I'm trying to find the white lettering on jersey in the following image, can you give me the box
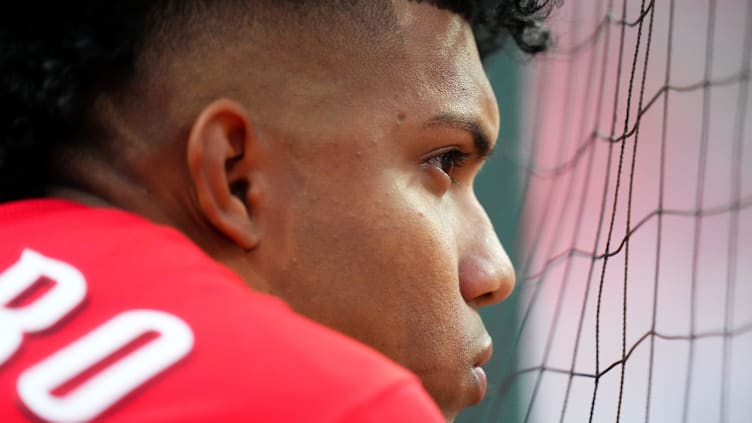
[18,310,194,422]
[0,249,86,365]
[0,249,195,422]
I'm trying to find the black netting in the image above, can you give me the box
[485,1,752,421]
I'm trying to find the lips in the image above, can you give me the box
[471,366,488,403]
[470,338,493,404]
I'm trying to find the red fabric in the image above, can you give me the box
[0,199,443,422]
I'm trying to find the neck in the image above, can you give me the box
[48,147,199,244]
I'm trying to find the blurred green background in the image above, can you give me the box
[456,51,523,423]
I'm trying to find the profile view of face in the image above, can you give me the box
[40,0,518,419]
[241,3,515,418]
[0,0,538,419]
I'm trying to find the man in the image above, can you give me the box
[0,1,552,421]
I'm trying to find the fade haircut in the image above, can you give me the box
[0,0,556,202]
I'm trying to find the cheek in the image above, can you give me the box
[278,177,464,349]
[262,156,485,413]
[304,187,455,299]
[287,190,481,412]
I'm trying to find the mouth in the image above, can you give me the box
[470,338,493,404]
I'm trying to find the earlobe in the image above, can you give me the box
[186,99,262,250]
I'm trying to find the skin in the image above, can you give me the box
[52,1,515,420]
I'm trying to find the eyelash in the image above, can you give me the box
[425,149,471,182]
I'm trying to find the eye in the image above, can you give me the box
[425,148,471,181]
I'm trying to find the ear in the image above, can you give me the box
[186,99,261,250]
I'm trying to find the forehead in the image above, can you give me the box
[383,2,498,127]
[283,1,500,147]
[352,2,499,146]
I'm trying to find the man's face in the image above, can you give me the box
[245,3,514,418]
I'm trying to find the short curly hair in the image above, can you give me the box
[0,0,556,202]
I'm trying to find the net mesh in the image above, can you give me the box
[485,0,752,421]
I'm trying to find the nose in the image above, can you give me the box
[457,204,515,309]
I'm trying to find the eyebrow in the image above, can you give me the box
[422,113,497,158]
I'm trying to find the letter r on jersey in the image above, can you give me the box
[0,249,87,365]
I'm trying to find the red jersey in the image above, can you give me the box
[0,199,443,422]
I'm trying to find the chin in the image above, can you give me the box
[428,369,485,421]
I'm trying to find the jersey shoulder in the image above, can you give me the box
[0,200,443,422]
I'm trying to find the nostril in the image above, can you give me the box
[470,292,496,309]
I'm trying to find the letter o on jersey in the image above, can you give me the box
[18,310,194,422]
